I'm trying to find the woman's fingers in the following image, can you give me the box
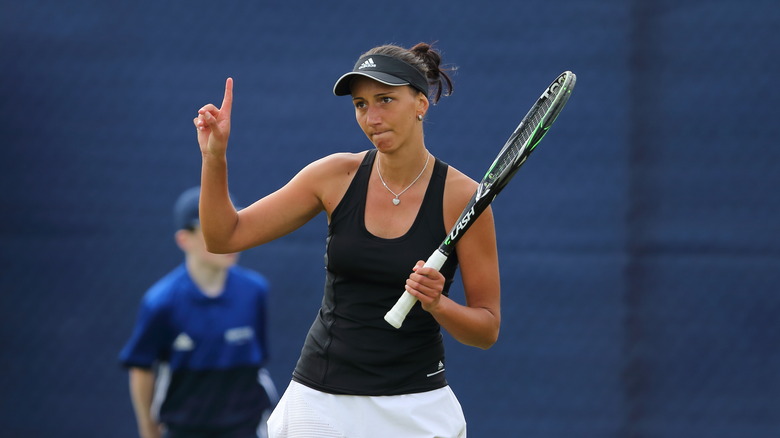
[194,78,233,154]
[195,78,233,133]
[220,77,233,118]
[406,261,444,303]
[198,103,217,114]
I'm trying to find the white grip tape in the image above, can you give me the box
[384,250,448,329]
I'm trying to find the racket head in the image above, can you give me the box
[440,71,576,252]
[479,71,576,197]
[388,71,576,328]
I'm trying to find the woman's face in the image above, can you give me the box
[350,77,427,152]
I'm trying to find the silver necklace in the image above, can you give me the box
[376,152,430,206]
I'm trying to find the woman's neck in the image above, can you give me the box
[377,146,430,187]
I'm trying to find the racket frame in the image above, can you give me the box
[384,71,576,329]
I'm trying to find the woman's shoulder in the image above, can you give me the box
[299,151,370,213]
[443,162,478,198]
[441,161,482,225]
[295,150,367,178]
[309,150,368,172]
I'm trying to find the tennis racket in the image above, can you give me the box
[384,70,577,329]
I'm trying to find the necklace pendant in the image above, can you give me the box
[392,198,401,206]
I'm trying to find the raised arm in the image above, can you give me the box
[193,81,357,253]
[194,78,241,253]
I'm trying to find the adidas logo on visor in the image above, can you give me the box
[358,58,377,69]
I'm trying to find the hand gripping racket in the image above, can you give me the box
[384,71,577,329]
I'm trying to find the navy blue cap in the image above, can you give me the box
[173,186,240,231]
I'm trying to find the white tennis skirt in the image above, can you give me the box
[267,380,466,438]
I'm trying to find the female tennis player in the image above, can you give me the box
[194,42,501,438]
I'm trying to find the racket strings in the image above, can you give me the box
[492,97,554,178]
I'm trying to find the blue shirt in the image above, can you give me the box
[120,263,272,427]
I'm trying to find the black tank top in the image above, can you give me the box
[292,149,459,395]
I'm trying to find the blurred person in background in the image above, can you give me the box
[119,186,277,438]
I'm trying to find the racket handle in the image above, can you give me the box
[384,250,448,329]
[384,292,418,329]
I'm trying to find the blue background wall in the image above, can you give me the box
[2,1,779,436]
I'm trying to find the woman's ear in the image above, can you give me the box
[417,93,430,117]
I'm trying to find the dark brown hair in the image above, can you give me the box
[362,42,455,104]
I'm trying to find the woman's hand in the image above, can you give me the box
[194,77,233,157]
[405,260,446,313]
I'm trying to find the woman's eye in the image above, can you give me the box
[381,97,393,103]
[355,101,366,109]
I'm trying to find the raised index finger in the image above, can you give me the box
[221,77,234,117]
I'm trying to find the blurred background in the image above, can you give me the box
[2,0,779,436]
